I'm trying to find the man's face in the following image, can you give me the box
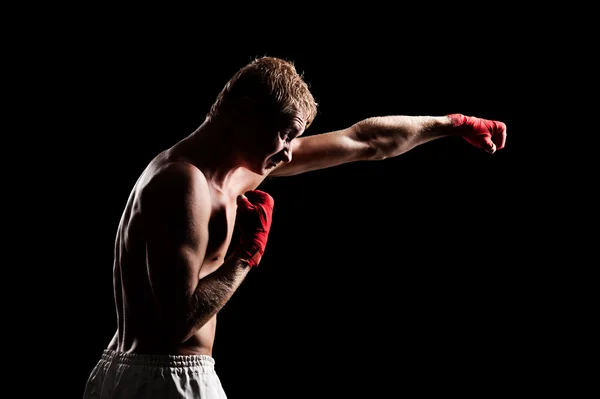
[247,110,306,175]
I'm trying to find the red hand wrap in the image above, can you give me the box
[447,113,507,154]
[235,190,274,267]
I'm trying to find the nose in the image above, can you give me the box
[281,146,292,163]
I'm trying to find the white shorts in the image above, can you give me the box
[83,349,227,398]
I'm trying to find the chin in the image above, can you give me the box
[258,160,277,174]
[252,164,270,176]
[260,166,274,175]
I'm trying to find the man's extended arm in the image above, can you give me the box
[269,114,506,177]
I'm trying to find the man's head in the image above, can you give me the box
[208,56,318,174]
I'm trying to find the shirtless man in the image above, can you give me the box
[83,56,507,398]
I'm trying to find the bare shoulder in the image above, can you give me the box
[141,161,211,215]
[148,161,208,190]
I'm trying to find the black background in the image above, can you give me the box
[25,14,561,398]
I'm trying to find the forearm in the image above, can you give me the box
[179,256,251,342]
[355,115,454,160]
[269,115,456,177]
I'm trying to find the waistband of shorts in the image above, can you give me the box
[101,349,216,369]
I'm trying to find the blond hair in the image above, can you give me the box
[208,56,318,127]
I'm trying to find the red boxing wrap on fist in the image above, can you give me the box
[447,114,507,154]
[234,190,275,267]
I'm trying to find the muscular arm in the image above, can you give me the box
[185,256,251,341]
[144,163,251,344]
[269,115,456,177]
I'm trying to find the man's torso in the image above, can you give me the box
[108,151,259,355]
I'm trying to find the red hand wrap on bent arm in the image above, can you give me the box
[234,190,275,268]
[447,113,507,153]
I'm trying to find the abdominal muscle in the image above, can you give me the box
[107,318,218,357]
[107,252,228,357]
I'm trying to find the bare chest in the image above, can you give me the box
[199,199,237,278]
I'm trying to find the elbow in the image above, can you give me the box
[364,144,388,161]
[155,301,201,344]
[354,119,407,161]
[353,119,386,161]
[169,315,207,345]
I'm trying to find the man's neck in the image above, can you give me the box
[172,119,259,196]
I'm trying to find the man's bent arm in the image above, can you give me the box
[144,163,251,344]
[181,256,251,342]
[269,115,455,177]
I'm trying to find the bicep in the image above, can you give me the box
[143,164,211,316]
[269,126,369,177]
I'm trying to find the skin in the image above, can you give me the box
[106,110,504,356]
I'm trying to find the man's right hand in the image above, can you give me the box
[235,190,275,267]
[447,113,507,154]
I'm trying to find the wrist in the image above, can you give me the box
[236,232,268,267]
[445,114,469,137]
[447,113,466,127]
